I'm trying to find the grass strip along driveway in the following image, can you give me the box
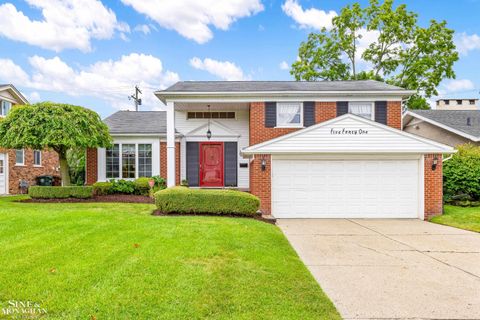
[430,205,480,233]
[0,196,339,319]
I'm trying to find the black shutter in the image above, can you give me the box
[303,101,315,127]
[265,102,276,127]
[337,101,348,116]
[375,101,387,125]
[186,142,199,187]
[224,142,238,187]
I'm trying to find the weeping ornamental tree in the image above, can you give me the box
[291,0,459,109]
[0,102,112,185]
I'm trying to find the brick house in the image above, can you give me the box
[86,80,454,219]
[0,84,59,194]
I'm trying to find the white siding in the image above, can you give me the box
[246,115,453,154]
[175,109,250,189]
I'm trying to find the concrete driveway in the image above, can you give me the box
[278,219,480,320]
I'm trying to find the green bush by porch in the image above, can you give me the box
[29,186,93,199]
[155,187,260,216]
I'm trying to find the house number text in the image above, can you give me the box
[330,128,369,135]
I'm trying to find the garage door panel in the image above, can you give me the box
[272,159,419,218]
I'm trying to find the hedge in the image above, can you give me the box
[134,177,151,196]
[93,182,113,196]
[444,144,480,202]
[29,186,93,199]
[155,187,260,216]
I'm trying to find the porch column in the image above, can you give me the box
[166,100,176,187]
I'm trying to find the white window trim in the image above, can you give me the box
[106,143,153,180]
[348,101,375,120]
[15,149,25,166]
[33,150,42,167]
[276,102,304,128]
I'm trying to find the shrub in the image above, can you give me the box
[155,187,260,216]
[29,186,93,199]
[110,179,135,194]
[93,182,113,196]
[444,144,480,202]
[152,176,166,189]
[134,177,152,196]
[180,179,189,187]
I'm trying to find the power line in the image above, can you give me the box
[128,85,142,111]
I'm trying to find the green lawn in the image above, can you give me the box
[430,205,480,233]
[0,196,339,319]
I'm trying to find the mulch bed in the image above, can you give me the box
[152,210,276,224]
[19,195,154,204]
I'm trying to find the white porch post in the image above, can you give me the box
[166,100,176,187]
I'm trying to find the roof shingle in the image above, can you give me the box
[103,111,166,134]
[409,110,480,138]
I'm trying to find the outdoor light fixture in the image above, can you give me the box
[432,155,438,171]
[261,158,267,171]
[206,104,212,140]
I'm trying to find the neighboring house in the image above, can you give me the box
[403,110,480,147]
[0,84,59,195]
[436,98,478,110]
[86,80,454,220]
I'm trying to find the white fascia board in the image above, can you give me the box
[242,149,457,155]
[403,111,480,142]
[156,90,414,104]
[0,85,29,104]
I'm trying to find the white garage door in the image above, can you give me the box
[0,153,6,195]
[272,159,420,218]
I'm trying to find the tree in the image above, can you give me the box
[0,102,111,185]
[291,0,459,109]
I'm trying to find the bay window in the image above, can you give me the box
[348,102,374,120]
[106,143,152,179]
[277,102,303,127]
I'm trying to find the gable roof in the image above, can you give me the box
[104,111,167,135]
[404,110,480,142]
[242,114,455,155]
[0,84,29,104]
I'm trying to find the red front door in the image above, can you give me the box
[199,142,224,187]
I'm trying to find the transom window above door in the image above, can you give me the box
[276,102,303,127]
[348,102,374,120]
[187,112,235,119]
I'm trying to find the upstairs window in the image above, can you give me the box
[1,100,11,116]
[276,102,303,127]
[187,112,235,119]
[470,100,476,105]
[33,150,42,166]
[456,100,463,105]
[348,102,374,120]
[15,149,24,165]
[445,100,450,105]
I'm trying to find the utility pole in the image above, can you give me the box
[129,85,142,111]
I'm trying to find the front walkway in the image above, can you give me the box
[278,219,480,320]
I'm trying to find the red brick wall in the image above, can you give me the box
[315,102,337,123]
[160,142,180,185]
[4,148,59,194]
[424,154,443,220]
[249,154,271,214]
[387,101,402,129]
[85,148,98,185]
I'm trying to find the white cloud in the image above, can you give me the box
[0,58,30,83]
[28,91,41,102]
[121,0,263,44]
[441,79,476,94]
[282,0,337,31]
[134,24,151,35]
[0,54,179,110]
[279,61,290,70]
[0,0,129,52]
[455,32,480,55]
[190,57,248,80]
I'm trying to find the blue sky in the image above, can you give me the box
[0,0,479,117]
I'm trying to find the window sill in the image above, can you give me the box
[33,165,43,168]
[274,126,305,129]
[14,164,26,167]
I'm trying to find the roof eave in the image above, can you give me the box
[155,90,415,103]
